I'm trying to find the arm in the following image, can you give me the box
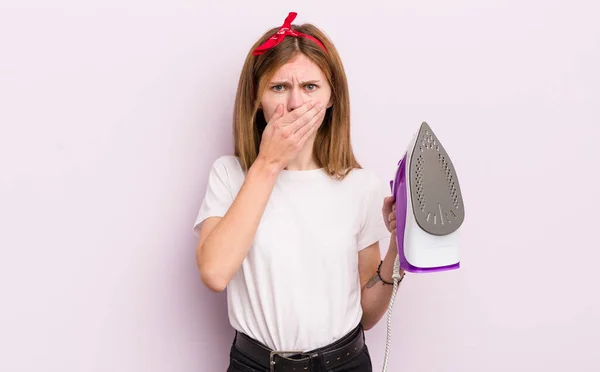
[195,101,325,292]
[196,157,279,292]
[358,237,403,330]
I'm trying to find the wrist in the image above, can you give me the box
[376,261,394,285]
[388,233,398,249]
[379,259,405,285]
[381,245,403,281]
[385,238,397,260]
[251,156,282,179]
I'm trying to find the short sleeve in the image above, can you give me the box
[357,173,390,250]
[192,157,235,236]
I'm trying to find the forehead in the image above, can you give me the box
[270,53,325,80]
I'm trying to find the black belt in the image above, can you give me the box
[233,324,365,371]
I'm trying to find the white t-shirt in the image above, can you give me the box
[193,155,389,351]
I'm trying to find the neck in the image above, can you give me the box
[284,137,319,171]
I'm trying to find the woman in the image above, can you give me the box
[193,12,404,372]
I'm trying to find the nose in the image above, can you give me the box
[287,86,304,112]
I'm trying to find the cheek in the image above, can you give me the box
[261,104,276,123]
[260,98,283,122]
[316,88,333,107]
[262,112,270,123]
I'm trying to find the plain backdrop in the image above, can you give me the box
[1,0,599,371]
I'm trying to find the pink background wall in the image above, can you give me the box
[1,0,599,371]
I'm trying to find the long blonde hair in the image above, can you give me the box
[232,18,361,179]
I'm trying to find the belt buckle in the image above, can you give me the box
[269,350,303,372]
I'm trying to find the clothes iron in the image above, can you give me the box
[392,121,465,273]
[381,121,465,371]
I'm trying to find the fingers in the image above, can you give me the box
[281,101,318,125]
[286,102,324,134]
[294,105,326,144]
[382,196,395,212]
[266,104,284,127]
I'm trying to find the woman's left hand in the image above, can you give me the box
[382,196,396,236]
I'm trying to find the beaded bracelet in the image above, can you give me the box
[377,260,405,285]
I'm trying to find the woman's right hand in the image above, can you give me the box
[257,101,326,171]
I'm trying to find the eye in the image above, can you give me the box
[271,85,285,92]
[305,84,318,91]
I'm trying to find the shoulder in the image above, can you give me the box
[344,168,390,210]
[206,155,246,192]
[211,154,242,169]
[208,155,243,176]
[344,167,388,193]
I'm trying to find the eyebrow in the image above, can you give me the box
[269,79,321,85]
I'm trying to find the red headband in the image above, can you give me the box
[252,12,327,56]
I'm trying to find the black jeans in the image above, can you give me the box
[226,330,373,372]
